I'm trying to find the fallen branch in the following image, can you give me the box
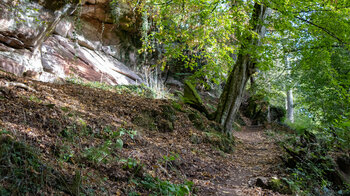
[2,81,37,92]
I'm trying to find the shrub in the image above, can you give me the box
[280,130,348,195]
[133,175,194,196]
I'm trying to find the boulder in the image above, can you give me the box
[132,106,176,132]
[252,177,292,194]
[240,94,285,125]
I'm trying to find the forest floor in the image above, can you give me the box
[0,70,287,195]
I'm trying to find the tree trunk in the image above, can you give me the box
[215,54,253,134]
[286,88,294,123]
[215,3,270,134]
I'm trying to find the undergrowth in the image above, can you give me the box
[129,175,194,196]
[66,76,157,98]
[268,123,350,195]
[0,129,67,195]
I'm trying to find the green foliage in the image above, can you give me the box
[28,95,42,103]
[58,143,75,163]
[131,175,194,196]
[267,178,292,194]
[161,152,179,163]
[171,100,184,112]
[110,0,122,23]
[279,130,348,195]
[188,110,205,130]
[120,158,144,181]
[83,127,137,165]
[285,114,316,134]
[138,0,240,85]
[121,158,143,174]
[82,140,116,165]
[157,152,180,171]
[99,127,137,140]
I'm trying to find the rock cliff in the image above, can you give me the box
[0,0,143,85]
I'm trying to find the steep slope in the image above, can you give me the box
[0,71,287,195]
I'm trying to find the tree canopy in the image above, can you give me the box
[122,0,349,135]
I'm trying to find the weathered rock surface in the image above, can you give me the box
[0,0,142,85]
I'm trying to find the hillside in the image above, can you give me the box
[0,70,287,195]
[1,1,349,195]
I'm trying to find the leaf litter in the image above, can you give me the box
[0,70,287,195]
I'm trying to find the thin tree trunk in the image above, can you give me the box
[215,3,270,134]
[32,3,78,53]
[286,88,294,123]
[284,56,294,123]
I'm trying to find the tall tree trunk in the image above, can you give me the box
[284,56,294,123]
[215,3,270,134]
[286,88,294,123]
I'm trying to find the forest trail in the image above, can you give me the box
[215,125,285,196]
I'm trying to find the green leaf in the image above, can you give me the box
[116,139,123,149]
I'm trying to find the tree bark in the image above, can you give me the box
[286,88,294,123]
[215,3,270,134]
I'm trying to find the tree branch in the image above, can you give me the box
[291,6,350,14]
[295,16,347,45]
[284,44,345,53]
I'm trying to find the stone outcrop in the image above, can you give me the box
[0,0,143,85]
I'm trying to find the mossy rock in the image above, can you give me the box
[204,131,235,153]
[35,0,80,11]
[132,108,175,132]
[209,122,223,132]
[190,132,203,144]
[267,178,292,194]
[159,105,176,132]
[157,119,174,132]
[183,81,209,116]
[132,111,158,131]
[183,81,203,105]
[160,105,176,122]
[270,106,286,123]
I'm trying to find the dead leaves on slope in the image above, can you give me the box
[0,71,287,195]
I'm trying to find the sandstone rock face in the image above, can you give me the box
[0,0,143,85]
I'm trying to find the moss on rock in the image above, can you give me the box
[183,81,209,116]
[268,178,292,194]
[132,111,158,131]
[183,81,203,105]
[204,131,235,153]
[132,105,176,132]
